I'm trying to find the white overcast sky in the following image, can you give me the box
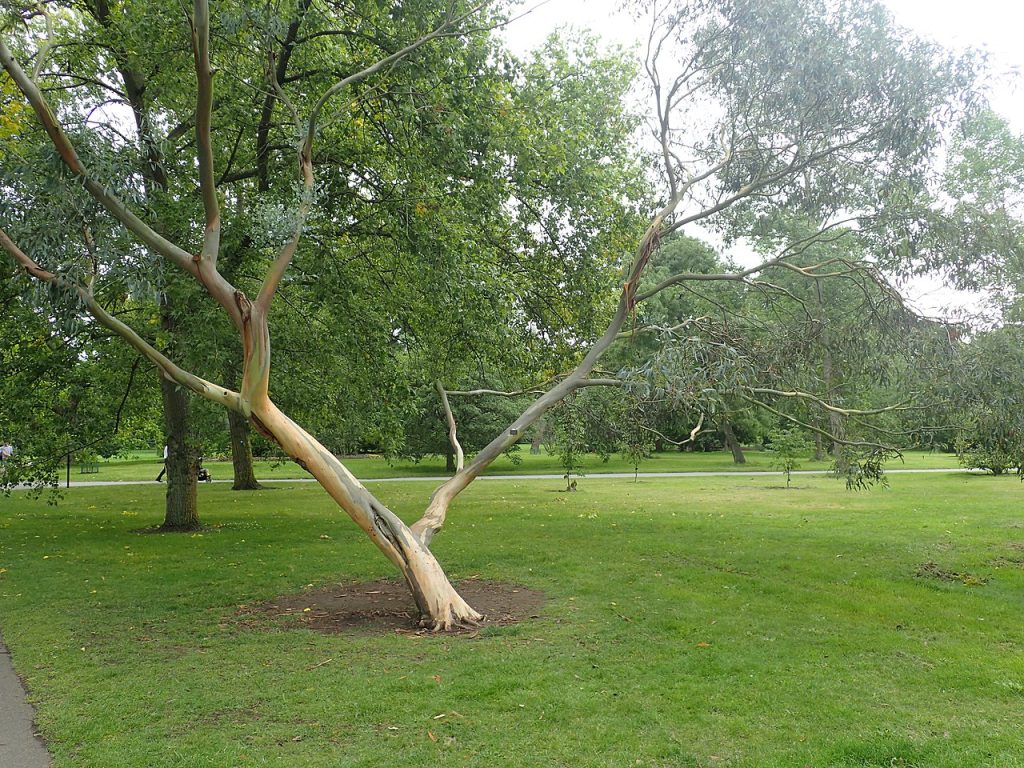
[501,0,1024,321]
[502,0,1023,127]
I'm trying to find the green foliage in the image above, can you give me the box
[395,385,529,467]
[1,0,649,473]
[885,111,1024,311]
[0,278,160,494]
[552,395,587,490]
[833,448,897,491]
[951,326,1024,475]
[766,427,811,487]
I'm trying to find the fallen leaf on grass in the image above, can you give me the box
[427,730,438,743]
[696,642,712,649]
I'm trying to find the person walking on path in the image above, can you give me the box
[155,444,168,482]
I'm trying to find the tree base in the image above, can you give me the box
[157,522,204,532]
[418,606,484,632]
[232,481,264,491]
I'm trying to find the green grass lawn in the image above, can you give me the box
[2,471,1021,767]
[78,447,962,482]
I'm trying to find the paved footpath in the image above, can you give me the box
[0,633,51,768]
[56,466,971,488]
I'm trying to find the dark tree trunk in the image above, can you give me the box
[445,449,456,473]
[720,421,746,464]
[822,347,848,472]
[813,432,825,462]
[228,408,262,490]
[816,279,848,473]
[159,376,199,530]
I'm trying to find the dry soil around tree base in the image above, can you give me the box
[242,578,546,634]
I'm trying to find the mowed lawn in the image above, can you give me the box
[1,471,1022,767]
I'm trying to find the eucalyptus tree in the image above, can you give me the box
[729,214,938,469]
[2,0,977,628]
[950,325,1024,474]
[884,110,1024,317]
[612,232,754,458]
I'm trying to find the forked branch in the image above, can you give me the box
[0,36,244,331]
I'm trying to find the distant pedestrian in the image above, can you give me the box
[0,442,13,462]
[156,444,168,482]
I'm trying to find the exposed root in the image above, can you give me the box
[418,608,485,633]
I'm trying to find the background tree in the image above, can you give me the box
[950,326,1024,475]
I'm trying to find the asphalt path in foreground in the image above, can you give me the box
[0,634,51,768]
[0,464,975,764]
[49,467,972,487]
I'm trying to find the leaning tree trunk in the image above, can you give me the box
[250,397,481,630]
[159,375,200,531]
[228,408,262,490]
[720,421,746,464]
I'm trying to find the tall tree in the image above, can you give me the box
[2,0,976,627]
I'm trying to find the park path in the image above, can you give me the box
[0,633,51,768]
[56,467,969,487]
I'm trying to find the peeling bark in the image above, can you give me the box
[250,397,481,629]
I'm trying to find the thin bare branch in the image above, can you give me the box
[746,388,923,417]
[739,394,902,451]
[29,2,55,82]
[435,381,464,472]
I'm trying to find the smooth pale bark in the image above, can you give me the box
[159,376,199,531]
[249,397,481,629]
[0,15,669,628]
[436,382,464,473]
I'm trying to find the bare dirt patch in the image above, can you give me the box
[241,577,546,635]
[914,561,988,586]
